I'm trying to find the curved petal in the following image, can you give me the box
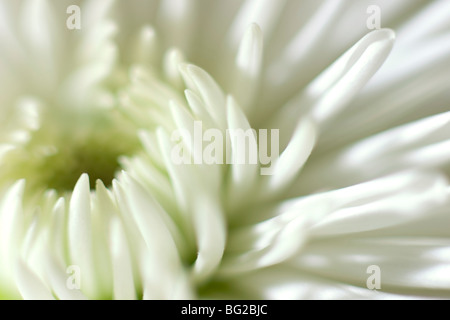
[291,237,450,295]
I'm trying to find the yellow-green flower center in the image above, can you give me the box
[0,107,140,194]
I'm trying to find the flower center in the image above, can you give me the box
[0,106,140,193]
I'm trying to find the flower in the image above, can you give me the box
[0,0,449,300]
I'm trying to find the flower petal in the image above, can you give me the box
[272,29,395,146]
[297,113,450,193]
[15,259,54,300]
[44,255,87,300]
[157,0,197,52]
[186,64,227,129]
[292,238,450,294]
[396,0,450,45]
[191,193,226,283]
[263,117,316,194]
[266,0,345,87]
[131,25,158,66]
[163,48,185,90]
[68,174,96,297]
[216,265,432,300]
[218,197,329,276]
[310,173,448,237]
[0,180,25,268]
[20,0,59,92]
[227,0,286,49]
[226,96,260,204]
[109,217,136,300]
[231,23,263,113]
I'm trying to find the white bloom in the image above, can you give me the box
[0,0,449,300]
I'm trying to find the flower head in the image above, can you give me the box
[0,0,449,300]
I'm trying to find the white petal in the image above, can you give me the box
[15,259,54,300]
[311,172,448,237]
[266,0,345,86]
[170,271,195,300]
[219,197,329,276]
[157,134,226,283]
[272,29,395,145]
[342,112,450,165]
[184,89,215,129]
[21,214,40,260]
[68,174,96,297]
[223,265,430,300]
[323,63,450,149]
[83,0,116,29]
[109,217,136,300]
[357,202,450,239]
[227,0,286,49]
[78,20,117,63]
[137,243,192,299]
[115,175,189,299]
[186,64,227,129]
[138,130,166,168]
[226,96,259,204]
[163,48,185,90]
[128,65,185,113]
[158,131,226,283]
[0,1,26,65]
[0,144,16,162]
[20,0,59,91]
[169,99,198,159]
[156,128,194,213]
[157,0,197,52]
[364,33,450,94]
[396,0,450,45]
[44,255,87,300]
[178,63,197,92]
[157,129,225,276]
[298,113,450,192]
[264,117,316,193]
[0,180,25,265]
[231,23,263,112]
[131,25,158,65]
[61,42,117,109]
[191,194,226,283]
[292,238,450,293]
[49,198,66,265]
[120,155,175,213]
[220,218,307,276]
[90,181,115,297]
[120,173,181,268]
[309,28,394,123]
[119,89,173,130]
[17,98,40,131]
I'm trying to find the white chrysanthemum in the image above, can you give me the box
[0,0,449,300]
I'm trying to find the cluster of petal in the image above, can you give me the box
[0,0,449,300]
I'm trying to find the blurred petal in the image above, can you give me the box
[292,238,450,294]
